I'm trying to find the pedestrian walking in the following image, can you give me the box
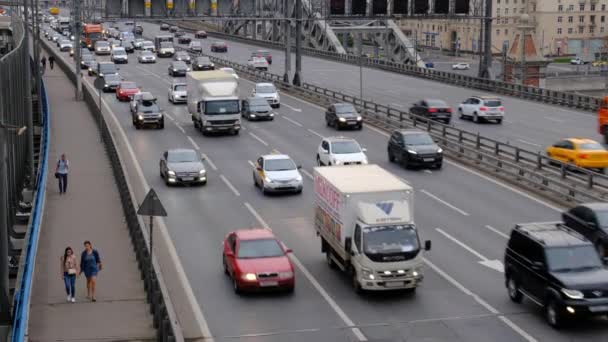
[80,241,102,302]
[60,246,79,303]
[48,55,55,70]
[55,154,69,194]
[41,56,46,73]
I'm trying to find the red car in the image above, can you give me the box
[116,81,140,101]
[223,228,295,294]
[210,41,228,53]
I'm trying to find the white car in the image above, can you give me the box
[252,82,280,108]
[570,57,589,65]
[247,56,269,71]
[188,41,203,53]
[316,137,368,166]
[452,62,470,70]
[59,40,73,52]
[141,41,155,52]
[252,154,303,195]
[168,82,187,104]
[220,67,239,80]
[95,41,111,55]
[137,50,156,63]
[111,47,128,64]
[458,95,504,124]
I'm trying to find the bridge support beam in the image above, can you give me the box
[293,0,302,85]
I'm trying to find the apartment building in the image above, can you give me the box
[399,0,608,58]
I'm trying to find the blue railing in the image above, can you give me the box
[10,78,50,342]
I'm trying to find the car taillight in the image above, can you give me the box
[479,106,488,111]
[499,107,504,111]
[578,153,589,159]
[445,108,452,113]
[428,108,438,113]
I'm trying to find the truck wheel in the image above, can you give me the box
[352,271,363,294]
[326,251,335,269]
[604,129,608,144]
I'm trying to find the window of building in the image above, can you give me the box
[505,0,509,4]
[568,4,574,11]
[590,26,595,34]
[522,0,525,3]
[558,16,562,23]
[496,29,500,35]
[513,7,517,14]
[601,27,605,33]
[497,0,500,3]
[580,4,585,11]
[568,16,573,23]
[568,27,573,34]
[591,15,596,23]
[591,4,596,11]
[519,8,524,13]
[603,4,606,11]
[558,4,563,11]
[514,0,517,3]
[505,29,508,35]
[557,28,562,34]
[579,26,584,33]
[497,8,500,15]
[602,15,605,23]
[579,15,585,23]
[505,18,509,24]
[505,8,509,14]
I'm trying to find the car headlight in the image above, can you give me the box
[137,115,143,120]
[269,113,275,117]
[99,73,104,77]
[167,170,175,176]
[295,175,302,182]
[356,116,362,121]
[338,117,346,122]
[334,160,342,165]
[198,64,203,67]
[264,176,273,183]
[199,169,206,175]
[186,68,191,71]
[242,273,257,281]
[561,288,584,299]
[278,271,294,279]
[89,67,93,71]
[173,68,177,71]
[361,268,375,280]
[176,58,181,60]
[362,159,369,165]
[407,150,417,154]
[250,114,256,118]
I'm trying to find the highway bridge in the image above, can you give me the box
[29,16,608,342]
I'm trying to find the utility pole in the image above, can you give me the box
[74,0,82,100]
[282,0,291,83]
[23,0,36,184]
[292,0,302,86]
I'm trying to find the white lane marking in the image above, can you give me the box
[187,136,200,150]
[175,123,186,134]
[484,225,510,239]
[80,76,211,339]
[248,160,255,167]
[243,202,367,342]
[282,115,303,127]
[423,170,433,174]
[363,124,390,137]
[282,103,302,112]
[420,189,470,216]
[503,119,513,124]
[423,258,537,342]
[248,132,269,146]
[136,66,171,84]
[201,153,218,171]
[165,113,175,121]
[517,139,541,147]
[307,129,325,138]
[220,174,240,196]
[435,228,504,273]
[301,169,314,179]
[544,116,564,123]
[399,177,411,185]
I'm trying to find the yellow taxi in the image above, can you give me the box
[546,138,608,170]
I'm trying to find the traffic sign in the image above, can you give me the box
[137,188,167,217]
[93,77,104,90]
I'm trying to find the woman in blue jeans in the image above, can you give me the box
[80,241,102,302]
[60,246,79,302]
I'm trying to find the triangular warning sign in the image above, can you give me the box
[137,188,167,217]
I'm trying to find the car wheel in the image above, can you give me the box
[253,174,258,187]
[597,242,606,258]
[158,121,164,129]
[506,275,523,303]
[388,150,395,162]
[473,113,479,123]
[496,119,503,124]
[261,182,268,195]
[285,285,295,294]
[233,278,241,294]
[401,153,409,169]
[434,163,443,170]
[444,119,450,125]
[357,124,363,130]
[222,255,229,275]
[545,298,563,329]
[458,108,465,119]
[135,124,141,130]
[168,96,172,103]
[403,287,417,294]
[317,155,323,166]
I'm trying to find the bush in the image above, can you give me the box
[553,57,572,63]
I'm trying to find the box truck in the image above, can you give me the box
[187,70,241,135]
[314,164,431,292]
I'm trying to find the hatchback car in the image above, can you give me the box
[387,129,443,169]
[168,82,187,104]
[177,34,191,44]
[252,83,280,108]
[168,61,190,76]
[210,41,228,52]
[80,54,95,69]
[97,61,119,78]
[253,154,303,194]
[59,40,72,52]
[410,99,452,124]
[87,61,99,76]
[505,222,608,328]
[193,56,214,71]
[220,67,239,80]
[241,96,274,121]
[111,47,128,64]
[137,50,156,63]
[160,149,207,185]
[223,228,295,293]
[121,39,135,53]
[188,41,203,53]
[173,51,191,64]
[452,62,470,70]
[133,38,146,49]
[546,138,608,171]
[317,137,368,166]
[458,96,504,124]
[247,56,269,71]
[562,203,608,258]
[130,92,157,114]
[325,103,362,130]
[116,81,140,101]
[195,30,207,38]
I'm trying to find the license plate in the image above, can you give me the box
[259,281,278,287]
[423,158,434,162]
[589,305,608,312]
[182,177,194,181]
[347,122,357,125]
[385,282,404,288]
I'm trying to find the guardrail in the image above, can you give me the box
[39,38,179,341]
[10,78,50,342]
[169,21,602,112]
[179,46,608,205]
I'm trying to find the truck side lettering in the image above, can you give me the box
[315,205,341,241]
[314,175,342,213]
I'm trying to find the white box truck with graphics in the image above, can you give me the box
[314,164,431,293]
[187,70,241,135]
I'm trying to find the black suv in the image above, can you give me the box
[562,202,608,258]
[505,222,608,328]
[325,103,362,130]
[387,130,443,169]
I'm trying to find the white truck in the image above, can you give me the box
[187,70,241,135]
[314,164,431,293]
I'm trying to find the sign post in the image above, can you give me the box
[93,77,105,142]
[137,188,167,291]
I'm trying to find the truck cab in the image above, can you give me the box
[598,96,608,143]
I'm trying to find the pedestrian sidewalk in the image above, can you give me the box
[28,63,155,341]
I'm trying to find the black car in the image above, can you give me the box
[192,56,214,71]
[168,61,189,76]
[409,99,452,124]
[101,74,122,92]
[210,41,228,52]
[134,25,143,35]
[174,29,185,37]
[97,62,119,77]
[80,54,95,69]
[325,103,362,130]
[387,129,443,169]
[562,203,608,258]
[177,35,191,44]
[241,96,274,121]
[160,23,170,31]
[173,51,191,64]
[505,222,608,328]
[195,30,207,38]
[87,61,99,76]
[132,96,164,129]
[121,39,135,53]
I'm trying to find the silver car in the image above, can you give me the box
[160,149,207,186]
[168,82,187,104]
[137,50,156,63]
[253,154,303,195]
[252,82,280,108]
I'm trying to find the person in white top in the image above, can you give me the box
[56,153,69,194]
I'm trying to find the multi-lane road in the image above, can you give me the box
[44,22,608,342]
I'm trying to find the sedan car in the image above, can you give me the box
[458,96,504,124]
[241,96,274,121]
[116,81,140,101]
[168,82,187,104]
[168,61,190,76]
[173,51,191,64]
[59,40,73,52]
[563,203,608,258]
[247,56,269,71]
[210,41,228,52]
[195,30,207,38]
[188,41,203,53]
[121,39,135,53]
[546,138,608,171]
[141,41,155,52]
[111,47,129,64]
[87,61,99,76]
[452,62,470,70]
[160,23,170,31]
[253,154,303,194]
[169,25,179,33]
[191,57,213,72]
[159,149,207,185]
[252,83,280,108]
[223,228,295,293]
[95,41,111,55]
[387,129,443,169]
[80,54,95,69]
[409,99,452,124]
[325,103,362,130]
[317,137,368,166]
[133,38,146,49]
[251,50,272,64]
[137,50,156,63]
[100,74,121,92]
[177,35,191,44]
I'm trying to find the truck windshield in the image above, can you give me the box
[205,100,240,115]
[88,32,102,39]
[160,42,173,48]
[363,225,419,255]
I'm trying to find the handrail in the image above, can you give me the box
[10,77,50,342]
